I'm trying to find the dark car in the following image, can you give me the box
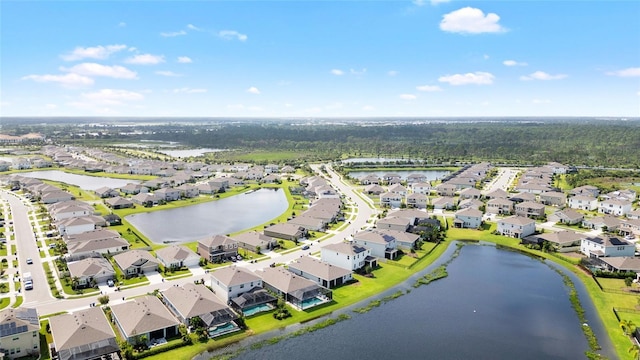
[302,245,310,250]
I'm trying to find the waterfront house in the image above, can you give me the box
[155,245,200,269]
[0,307,40,359]
[110,296,180,345]
[113,250,160,277]
[454,208,483,229]
[321,242,377,271]
[209,266,264,303]
[131,192,160,206]
[198,235,239,262]
[232,231,277,253]
[264,223,307,242]
[67,257,115,287]
[581,235,635,258]
[352,230,399,259]
[154,187,181,202]
[600,257,640,273]
[407,173,427,184]
[258,267,332,310]
[599,199,633,217]
[119,183,148,195]
[94,186,119,198]
[161,283,238,336]
[288,256,353,289]
[104,196,134,209]
[548,208,584,225]
[359,174,381,185]
[49,307,119,360]
[387,208,431,226]
[175,184,200,198]
[525,230,584,252]
[375,229,420,250]
[568,195,598,211]
[497,216,536,238]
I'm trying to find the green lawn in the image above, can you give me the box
[159,267,191,279]
[12,295,23,308]
[0,297,9,309]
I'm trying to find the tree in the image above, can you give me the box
[98,295,110,305]
[629,344,640,360]
[626,277,634,287]
[620,319,636,336]
[255,246,261,254]
[71,277,80,290]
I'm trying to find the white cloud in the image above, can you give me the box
[430,0,450,4]
[440,7,506,34]
[388,70,398,76]
[177,56,192,63]
[22,73,94,87]
[155,71,181,77]
[438,71,495,85]
[218,30,248,41]
[399,94,417,100]
[246,86,261,95]
[412,0,426,6]
[532,99,551,104]
[503,60,528,67]
[330,69,344,76]
[362,105,375,111]
[187,24,202,31]
[61,44,127,61]
[61,63,138,79]
[606,67,640,77]
[416,85,443,92]
[284,103,293,108]
[45,104,58,109]
[350,68,367,75]
[81,89,144,105]
[125,54,165,65]
[520,71,567,81]
[173,87,207,93]
[161,30,187,37]
[118,22,126,27]
[227,104,244,109]
[483,54,490,60]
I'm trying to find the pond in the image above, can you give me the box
[348,170,450,181]
[341,157,421,164]
[18,170,139,191]
[157,148,226,158]
[210,244,614,360]
[126,188,288,244]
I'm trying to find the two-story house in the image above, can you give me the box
[198,235,239,263]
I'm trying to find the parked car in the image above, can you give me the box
[107,279,115,287]
[26,258,33,265]
[302,245,310,250]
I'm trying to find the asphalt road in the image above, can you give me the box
[0,190,54,305]
[13,163,379,316]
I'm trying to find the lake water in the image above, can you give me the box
[341,157,421,163]
[215,244,614,360]
[348,170,450,181]
[18,170,139,191]
[157,148,226,158]
[126,188,288,244]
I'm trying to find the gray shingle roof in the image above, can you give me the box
[110,295,179,338]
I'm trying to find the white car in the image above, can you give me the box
[26,258,33,265]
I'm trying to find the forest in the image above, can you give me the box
[2,118,639,167]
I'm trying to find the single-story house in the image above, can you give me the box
[41,190,75,204]
[524,230,584,251]
[548,208,584,225]
[232,231,277,253]
[363,184,385,195]
[600,257,640,272]
[119,183,148,195]
[110,295,180,345]
[432,196,455,210]
[264,223,307,242]
[459,187,482,200]
[287,216,327,232]
[131,192,160,206]
[458,198,484,210]
[49,307,119,360]
[582,215,622,232]
[113,250,160,277]
[288,256,353,289]
[259,267,332,310]
[105,196,134,209]
[155,245,200,269]
[94,186,119,198]
[67,257,115,287]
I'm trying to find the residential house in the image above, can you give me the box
[288,256,353,289]
[264,224,307,242]
[0,307,40,359]
[435,183,457,197]
[570,185,600,198]
[155,245,200,269]
[197,182,220,195]
[208,178,229,190]
[352,230,398,259]
[265,164,279,174]
[41,190,74,204]
[568,195,598,211]
[110,296,179,344]
[321,242,377,271]
[119,183,148,195]
[620,219,640,238]
[49,201,94,221]
[105,196,134,209]
[363,184,385,195]
[459,187,482,200]
[582,215,622,232]
[154,187,181,202]
[232,231,277,253]
[359,174,381,185]
[131,192,160,206]
[281,165,295,173]
[382,173,401,182]
[259,267,332,310]
[602,189,637,202]
[387,208,431,225]
[525,230,584,252]
[64,229,129,260]
[287,216,327,232]
[380,192,403,208]
[103,213,122,226]
[411,182,431,195]
[454,208,483,229]
[431,196,455,210]
[209,266,264,303]
[406,193,428,209]
[376,216,411,232]
[113,250,160,277]
[539,191,567,206]
[49,307,119,360]
[599,199,633,217]
[407,174,427,184]
[600,257,640,273]
[67,257,115,287]
[388,184,408,197]
[548,209,584,225]
[375,229,420,250]
[198,235,239,262]
[175,184,200,198]
[162,283,238,335]
[514,201,546,218]
[56,216,99,235]
[509,192,537,203]
[626,209,640,220]
[94,186,119,198]
[484,188,509,200]
[581,235,635,258]
[497,216,536,238]
[458,198,484,210]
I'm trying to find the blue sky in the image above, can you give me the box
[1,1,638,117]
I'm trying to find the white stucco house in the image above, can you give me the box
[497,216,536,239]
[580,235,635,258]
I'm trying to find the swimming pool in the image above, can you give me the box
[243,303,274,317]
[208,322,239,337]
[301,297,325,309]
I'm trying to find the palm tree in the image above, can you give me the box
[621,319,636,336]
[629,344,640,360]
[71,276,80,291]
